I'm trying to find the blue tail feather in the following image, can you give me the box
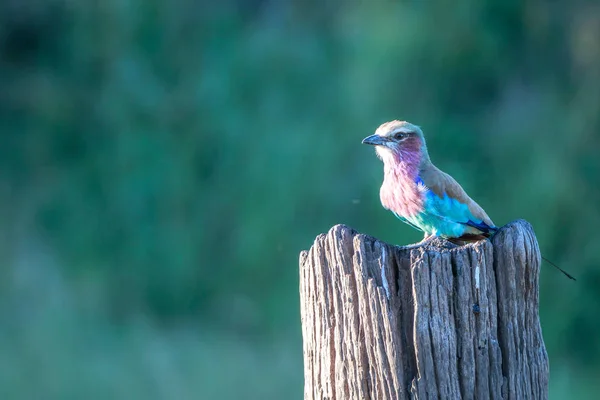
[464,219,498,234]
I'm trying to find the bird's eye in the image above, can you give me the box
[394,132,407,140]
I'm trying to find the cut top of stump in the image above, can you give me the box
[299,220,548,400]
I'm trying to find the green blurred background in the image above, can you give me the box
[1,1,599,399]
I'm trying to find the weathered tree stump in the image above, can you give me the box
[299,220,548,400]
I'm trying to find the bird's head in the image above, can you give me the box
[362,120,429,166]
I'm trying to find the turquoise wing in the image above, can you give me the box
[421,187,496,236]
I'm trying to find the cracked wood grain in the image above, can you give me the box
[299,220,548,400]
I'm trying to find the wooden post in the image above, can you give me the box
[299,220,549,400]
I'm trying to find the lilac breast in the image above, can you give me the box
[379,146,424,217]
[380,170,424,217]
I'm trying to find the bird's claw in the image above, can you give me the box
[398,235,436,250]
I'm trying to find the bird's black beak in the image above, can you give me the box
[362,134,387,146]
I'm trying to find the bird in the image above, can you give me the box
[362,120,496,242]
[362,120,576,280]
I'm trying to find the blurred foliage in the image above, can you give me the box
[1,0,600,398]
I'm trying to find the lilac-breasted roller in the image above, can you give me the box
[363,120,576,279]
[362,120,497,242]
